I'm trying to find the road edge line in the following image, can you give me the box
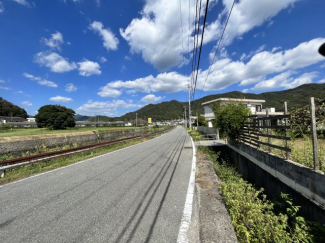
[177,135,196,243]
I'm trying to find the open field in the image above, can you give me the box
[0,126,137,137]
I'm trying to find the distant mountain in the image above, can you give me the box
[74,114,91,121]
[121,100,184,121]
[0,97,28,118]
[190,83,325,114]
[121,83,325,121]
[88,115,116,122]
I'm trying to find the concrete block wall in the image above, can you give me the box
[197,126,219,139]
[0,128,145,157]
[215,143,325,224]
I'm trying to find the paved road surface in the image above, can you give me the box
[0,126,193,243]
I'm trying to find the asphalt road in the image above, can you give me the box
[0,126,193,243]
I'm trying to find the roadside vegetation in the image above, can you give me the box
[0,126,171,185]
[197,145,325,243]
[259,135,325,173]
[0,137,148,185]
[0,125,137,137]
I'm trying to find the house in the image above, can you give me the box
[0,116,27,123]
[202,98,283,127]
[27,118,36,122]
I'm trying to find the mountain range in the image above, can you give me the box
[121,83,325,121]
[1,83,324,122]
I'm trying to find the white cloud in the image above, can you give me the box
[120,0,298,71]
[97,87,121,98]
[89,21,119,52]
[140,94,164,103]
[102,72,189,95]
[12,0,30,7]
[198,38,325,91]
[22,101,32,106]
[78,60,101,76]
[318,79,325,84]
[41,31,64,51]
[76,100,142,116]
[0,79,5,83]
[50,96,73,102]
[35,52,77,73]
[65,83,77,92]
[0,2,4,13]
[23,73,58,87]
[23,72,41,81]
[106,76,154,93]
[239,45,266,61]
[120,0,195,71]
[100,57,107,63]
[0,86,9,90]
[251,72,318,91]
[205,0,299,47]
[38,80,58,87]
[124,56,131,61]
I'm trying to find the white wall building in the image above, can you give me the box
[202,98,282,127]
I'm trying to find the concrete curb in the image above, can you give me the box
[193,153,238,242]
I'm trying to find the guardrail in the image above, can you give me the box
[0,128,172,178]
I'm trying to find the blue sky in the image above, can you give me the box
[0,0,324,117]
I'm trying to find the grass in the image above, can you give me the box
[258,133,325,173]
[0,126,137,137]
[0,128,170,185]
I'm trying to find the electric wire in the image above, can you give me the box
[192,0,209,101]
[190,0,202,95]
[197,0,236,100]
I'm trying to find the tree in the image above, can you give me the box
[193,116,207,126]
[35,105,76,130]
[0,97,28,118]
[213,103,250,140]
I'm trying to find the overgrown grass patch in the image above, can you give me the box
[259,134,325,173]
[196,146,325,243]
[188,130,205,141]
[0,126,137,137]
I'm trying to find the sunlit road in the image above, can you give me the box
[0,126,193,243]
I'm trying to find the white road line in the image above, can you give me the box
[177,135,196,243]
[0,131,170,188]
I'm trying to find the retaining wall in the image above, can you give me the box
[213,142,325,224]
[0,128,145,157]
[197,126,219,139]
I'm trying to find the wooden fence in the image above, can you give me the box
[239,112,291,160]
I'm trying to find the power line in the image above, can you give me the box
[191,0,210,101]
[198,0,236,100]
[190,0,202,95]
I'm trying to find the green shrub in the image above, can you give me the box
[212,103,250,140]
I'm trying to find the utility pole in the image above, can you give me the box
[188,84,191,129]
[184,106,187,127]
[136,112,138,127]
